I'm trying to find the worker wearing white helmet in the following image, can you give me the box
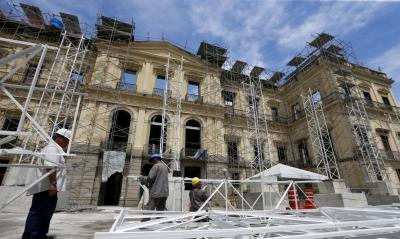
[23,128,72,239]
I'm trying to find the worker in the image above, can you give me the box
[139,154,169,211]
[189,177,209,212]
[22,128,72,239]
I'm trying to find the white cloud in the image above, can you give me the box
[368,43,400,100]
[276,2,386,49]
[188,0,388,68]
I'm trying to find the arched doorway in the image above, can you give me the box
[103,172,123,205]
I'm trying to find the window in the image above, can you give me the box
[118,70,136,92]
[380,134,394,160]
[227,141,239,165]
[277,146,286,164]
[363,91,372,102]
[187,81,200,95]
[1,118,19,149]
[187,81,201,102]
[292,103,300,120]
[271,107,278,121]
[396,169,400,181]
[298,140,311,167]
[231,172,240,188]
[148,115,167,154]
[185,120,201,157]
[108,110,131,151]
[382,96,391,110]
[396,132,400,142]
[222,91,235,107]
[153,75,166,96]
[0,159,9,185]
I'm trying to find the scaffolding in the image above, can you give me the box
[279,32,389,183]
[302,88,340,179]
[0,1,399,215]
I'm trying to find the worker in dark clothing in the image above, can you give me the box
[139,154,169,211]
[189,177,209,212]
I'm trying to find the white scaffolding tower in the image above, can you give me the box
[0,31,88,209]
[302,88,340,179]
[342,78,388,182]
[160,54,184,171]
[242,77,272,172]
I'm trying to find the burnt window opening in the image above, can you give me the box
[363,91,372,102]
[298,140,311,167]
[0,159,9,185]
[227,141,239,165]
[184,166,201,190]
[185,120,201,157]
[271,107,279,121]
[108,110,131,151]
[380,134,394,160]
[396,169,400,181]
[231,172,240,188]
[148,115,167,154]
[1,118,20,149]
[187,81,201,102]
[382,96,391,110]
[292,103,300,120]
[222,91,235,107]
[277,146,286,164]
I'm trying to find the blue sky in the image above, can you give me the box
[3,0,400,100]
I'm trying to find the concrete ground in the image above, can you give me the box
[0,208,117,239]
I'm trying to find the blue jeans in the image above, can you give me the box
[22,191,58,239]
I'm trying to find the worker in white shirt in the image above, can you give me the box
[22,128,71,239]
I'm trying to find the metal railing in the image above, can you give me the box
[153,88,171,97]
[181,147,200,158]
[116,82,137,93]
[186,94,203,103]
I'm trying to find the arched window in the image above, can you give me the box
[108,110,131,151]
[185,119,201,157]
[148,115,167,154]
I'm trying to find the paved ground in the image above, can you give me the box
[0,209,117,239]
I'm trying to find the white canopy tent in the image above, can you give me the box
[249,163,328,181]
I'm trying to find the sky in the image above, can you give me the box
[2,0,400,100]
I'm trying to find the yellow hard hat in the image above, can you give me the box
[192,177,200,186]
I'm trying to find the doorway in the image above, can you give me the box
[184,166,201,190]
[103,172,123,205]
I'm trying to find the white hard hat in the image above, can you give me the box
[56,128,72,141]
